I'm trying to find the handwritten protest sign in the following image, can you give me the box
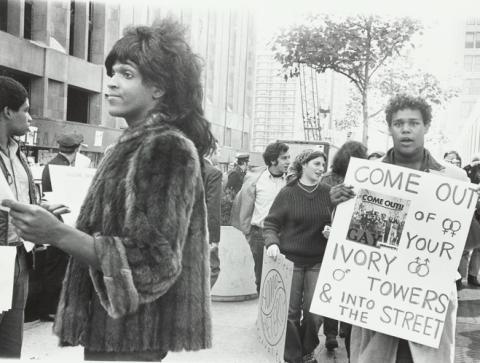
[47,165,96,227]
[257,251,293,362]
[310,158,476,348]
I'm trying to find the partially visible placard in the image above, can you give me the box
[256,251,293,363]
[0,246,17,312]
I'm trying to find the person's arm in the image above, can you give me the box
[5,201,100,268]
[263,190,288,258]
[6,132,201,318]
[205,168,222,243]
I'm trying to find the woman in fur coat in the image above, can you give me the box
[5,19,215,361]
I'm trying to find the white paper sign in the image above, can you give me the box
[47,165,96,227]
[310,158,476,348]
[0,246,17,312]
[94,131,104,147]
[256,252,293,363]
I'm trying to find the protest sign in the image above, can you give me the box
[310,158,476,348]
[256,251,293,362]
[0,246,17,312]
[48,165,96,227]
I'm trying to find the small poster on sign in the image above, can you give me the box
[256,252,293,363]
[310,157,476,348]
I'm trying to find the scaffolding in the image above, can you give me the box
[299,65,329,141]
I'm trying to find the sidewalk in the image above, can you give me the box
[21,285,480,362]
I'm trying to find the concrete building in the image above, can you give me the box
[454,17,480,162]
[252,50,298,152]
[0,1,255,166]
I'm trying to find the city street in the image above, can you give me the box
[21,283,480,363]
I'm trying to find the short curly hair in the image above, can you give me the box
[385,94,432,127]
[263,142,289,166]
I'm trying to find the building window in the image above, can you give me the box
[67,86,89,123]
[69,1,76,56]
[24,0,33,39]
[466,32,475,48]
[0,0,7,32]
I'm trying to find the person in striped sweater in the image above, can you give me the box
[263,149,333,363]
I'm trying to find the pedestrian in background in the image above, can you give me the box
[231,142,290,294]
[203,140,222,287]
[26,132,87,323]
[226,152,250,196]
[0,76,37,358]
[5,19,214,361]
[321,140,367,355]
[263,149,333,363]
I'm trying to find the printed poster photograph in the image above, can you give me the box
[310,158,477,348]
[347,189,411,250]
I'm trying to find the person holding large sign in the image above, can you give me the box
[328,94,480,363]
[4,20,214,361]
[263,150,333,363]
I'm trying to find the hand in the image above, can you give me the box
[40,202,71,216]
[2,199,63,245]
[330,183,355,206]
[322,225,331,239]
[266,244,280,260]
[210,242,219,250]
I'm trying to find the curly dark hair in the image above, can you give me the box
[385,94,432,126]
[105,19,214,157]
[331,141,368,177]
[0,76,28,112]
[263,142,289,166]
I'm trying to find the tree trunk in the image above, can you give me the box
[362,91,369,146]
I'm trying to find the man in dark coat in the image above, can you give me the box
[26,132,85,322]
[203,144,222,287]
[226,152,249,196]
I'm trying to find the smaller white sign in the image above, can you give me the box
[256,252,293,363]
[94,131,104,147]
[0,246,17,312]
[48,166,97,227]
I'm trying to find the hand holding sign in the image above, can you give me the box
[330,183,355,206]
[2,199,63,245]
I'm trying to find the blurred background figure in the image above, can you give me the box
[320,140,368,357]
[443,150,462,168]
[203,141,222,288]
[226,152,249,196]
[459,158,480,288]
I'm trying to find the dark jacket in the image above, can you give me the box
[226,166,246,195]
[203,161,222,243]
[53,117,212,353]
[41,153,71,193]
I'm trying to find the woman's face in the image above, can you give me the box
[106,61,163,126]
[302,156,326,183]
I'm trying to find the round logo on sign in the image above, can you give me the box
[260,269,288,346]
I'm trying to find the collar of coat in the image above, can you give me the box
[382,148,444,172]
[118,113,173,144]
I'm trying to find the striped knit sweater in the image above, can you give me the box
[263,182,332,265]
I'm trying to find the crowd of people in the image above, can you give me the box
[0,17,479,363]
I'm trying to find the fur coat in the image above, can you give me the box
[53,116,212,353]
